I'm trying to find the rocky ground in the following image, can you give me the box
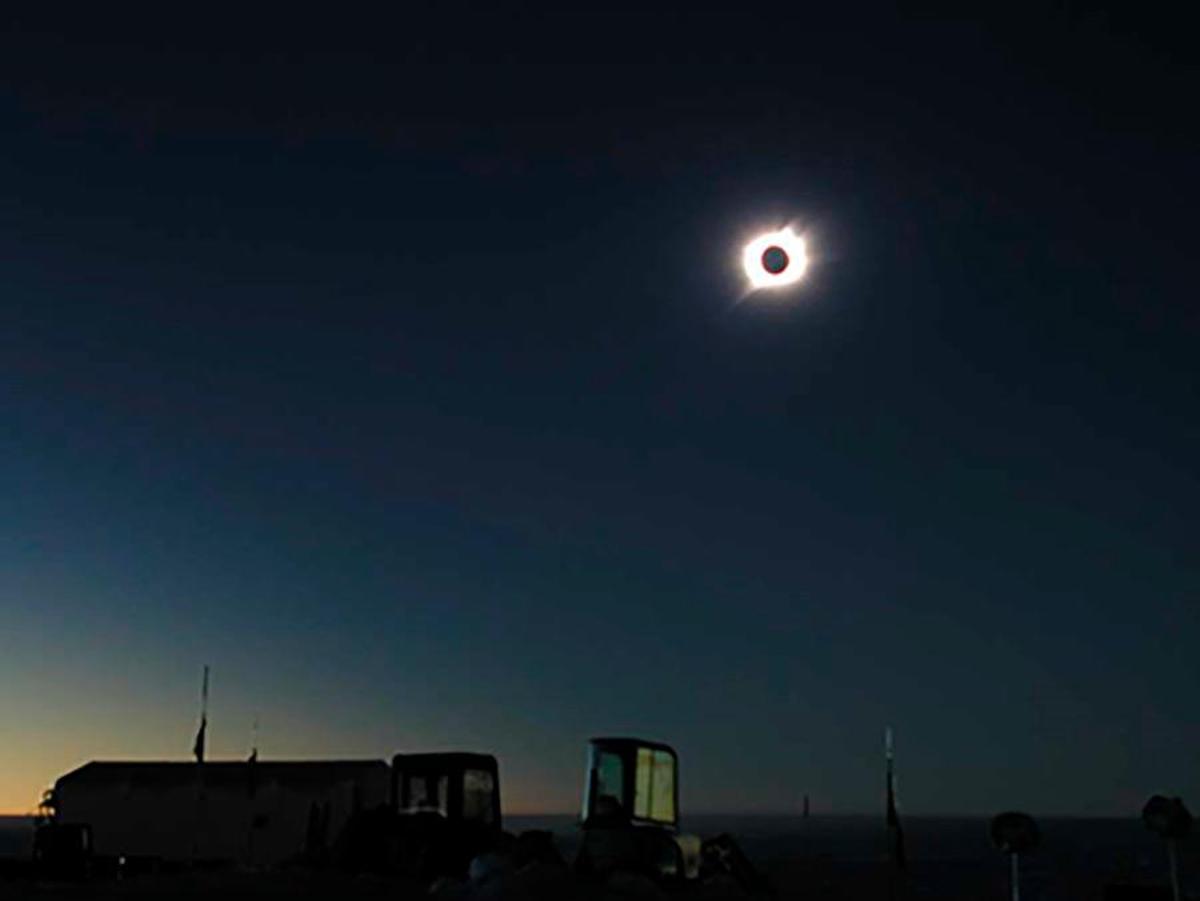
[3,816,1197,899]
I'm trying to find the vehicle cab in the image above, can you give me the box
[578,737,699,881]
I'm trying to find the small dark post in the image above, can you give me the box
[990,812,1040,901]
[885,729,906,900]
[1142,795,1192,901]
[192,664,210,864]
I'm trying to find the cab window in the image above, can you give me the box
[462,768,496,824]
[633,747,676,824]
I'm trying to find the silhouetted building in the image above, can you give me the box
[53,760,388,865]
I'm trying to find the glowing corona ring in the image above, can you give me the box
[742,228,808,290]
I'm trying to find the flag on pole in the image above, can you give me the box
[886,727,907,871]
[193,665,209,764]
[247,715,259,799]
[193,716,207,763]
[247,746,258,798]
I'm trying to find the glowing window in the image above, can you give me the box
[651,750,675,823]
[462,769,496,824]
[633,748,676,824]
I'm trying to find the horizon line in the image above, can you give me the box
[0,809,1147,820]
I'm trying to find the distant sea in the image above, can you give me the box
[4,813,1196,898]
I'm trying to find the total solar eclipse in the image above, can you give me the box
[743,228,808,289]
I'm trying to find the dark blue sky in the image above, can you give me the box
[1,7,1197,814]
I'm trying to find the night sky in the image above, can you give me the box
[1,7,1196,816]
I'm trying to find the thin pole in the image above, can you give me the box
[247,714,259,866]
[1010,852,1020,901]
[1168,839,1181,901]
[886,727,905,900]
[193,664,209,864]
[201,665,210,719]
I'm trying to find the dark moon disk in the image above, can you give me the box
[761,245,789,274]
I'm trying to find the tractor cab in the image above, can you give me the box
[387,753,502,879]
[340,752,502,879]
[582,738,678,829]
[392,753,501,827]
[577,737,699,882]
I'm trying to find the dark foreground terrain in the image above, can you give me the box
[2,815,1196,900]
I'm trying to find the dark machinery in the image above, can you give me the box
[577,737,694,883]
[341,752,503,881]
[576,737,768,893]
[392,752,503,879]
[32,789,92,880]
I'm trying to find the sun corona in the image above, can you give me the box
[743,228,808,289]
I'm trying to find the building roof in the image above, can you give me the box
[56,760,389,791]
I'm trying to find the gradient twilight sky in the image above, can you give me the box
[1,8,1197,816]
